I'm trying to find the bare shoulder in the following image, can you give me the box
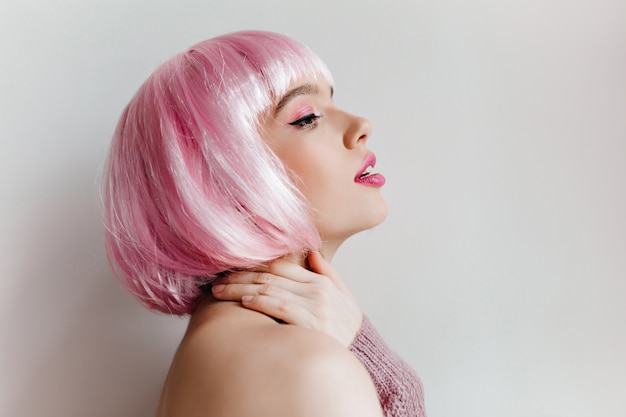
[156,299,382,417]
[252,319,383,417]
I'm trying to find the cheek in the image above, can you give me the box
[276,143,388,240]
[278,143,338,199]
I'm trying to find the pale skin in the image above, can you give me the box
[156,77,388,417]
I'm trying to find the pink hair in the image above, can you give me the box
[102,31,333,315]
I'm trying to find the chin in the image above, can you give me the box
[356,196,389,233]
[320,200,389,243]
[363,195,389,229]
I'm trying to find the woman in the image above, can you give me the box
[103,30,426,417]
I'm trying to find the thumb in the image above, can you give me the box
[307,251,345,287]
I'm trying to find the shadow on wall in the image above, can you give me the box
[6,172,186,417]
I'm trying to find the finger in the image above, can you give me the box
[212,280,314,305]
[241,294,317,328]
[214,271,316,299]
[211,282,257,301]
[215,270,275,286]
[307,251,345,288]
[266,258,317,283]
[216,263,312,286]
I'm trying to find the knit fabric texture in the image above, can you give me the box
[349,316,427,417]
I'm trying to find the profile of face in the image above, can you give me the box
[261,77,388,250]
[103,31,389,314]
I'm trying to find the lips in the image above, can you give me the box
[354,153,386,187]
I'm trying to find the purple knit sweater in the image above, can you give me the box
[349,316,427,417]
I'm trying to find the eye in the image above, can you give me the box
[288,113,323,129]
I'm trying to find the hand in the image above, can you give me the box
[210,252,363,347]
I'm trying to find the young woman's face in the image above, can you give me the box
[261,77,388,251]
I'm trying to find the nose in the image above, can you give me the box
[343,112,372,149]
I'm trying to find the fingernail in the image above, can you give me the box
[242,295,253,304]
[212,284,225,294]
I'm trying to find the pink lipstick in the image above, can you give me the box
[355,153,386,187]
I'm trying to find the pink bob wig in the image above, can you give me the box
[102,31,333,315]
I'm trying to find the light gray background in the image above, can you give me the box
[1,1,624,416]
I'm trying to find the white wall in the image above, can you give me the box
[1,1,624,416]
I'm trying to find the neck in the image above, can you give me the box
[281,238,345,269]
[320,238,343,261]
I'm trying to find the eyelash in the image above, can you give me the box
[288,113,323,129]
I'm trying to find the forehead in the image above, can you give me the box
[274,79,334,115]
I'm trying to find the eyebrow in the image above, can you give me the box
[274,83,334,114]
